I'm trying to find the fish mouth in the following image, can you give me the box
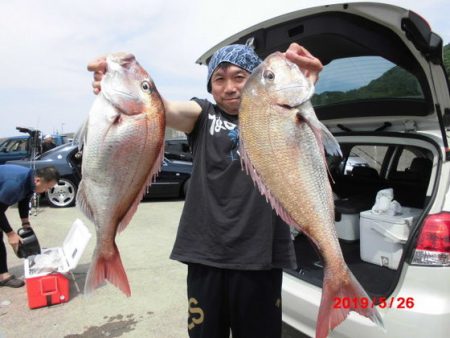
[273,84,308,92]
[275,83,315,110]
[119,54,136,67]
[102,88,138,116]
[277,103,295,110]
[111,89,135,98]
[109,53,136,69]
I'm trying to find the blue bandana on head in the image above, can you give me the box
[207,44,262,92]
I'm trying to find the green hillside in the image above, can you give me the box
[444,43,450,76]
[312,43,450,106]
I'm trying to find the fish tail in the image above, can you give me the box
[84,244,131,297]
[316,268,384,338]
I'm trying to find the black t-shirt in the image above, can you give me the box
[170,98,296,270]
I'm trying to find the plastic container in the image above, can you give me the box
[24,219,91,309]
[26,273,70,309]
[15,227,41,258]
[335,214,360,241]
[334,196,373,242]
[359,207,422,269]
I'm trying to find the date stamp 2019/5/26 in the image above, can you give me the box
[333,297,415,309]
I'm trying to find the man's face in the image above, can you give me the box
[34,177,57,193]
[210,64,251,115]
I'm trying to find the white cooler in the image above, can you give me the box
[335,214,360,241]
[359,207,422,269]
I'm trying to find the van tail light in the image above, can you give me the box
[412,212,450,266]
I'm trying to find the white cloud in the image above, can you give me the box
[0,0,448,137]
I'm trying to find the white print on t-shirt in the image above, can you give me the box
[208,113,240,161]
[208,114,236,135]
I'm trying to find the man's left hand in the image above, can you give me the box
[21,220,31,229]
[285,43,323,84]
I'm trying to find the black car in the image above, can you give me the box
[164,138,193,162]
[6,143,192,208]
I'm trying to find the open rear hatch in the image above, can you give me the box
[197,2,449,141]
[197,2,450,298]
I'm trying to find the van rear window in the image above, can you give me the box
[312,56,424,107]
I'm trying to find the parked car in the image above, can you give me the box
[165,138,192,162]
[0,135,30,164]
[6,143,192,208]
[197,2,450,338]
[0,127,69,164]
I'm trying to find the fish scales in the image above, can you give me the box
[239,52,383,338]
[77,52,165,297]
[241,103,333,239]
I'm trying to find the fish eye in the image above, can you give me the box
[263,70,275,81]
[141,81,153,93]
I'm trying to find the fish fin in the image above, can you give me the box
[319,121,342,157]
[297,105,341,185]
[318,123,341,186]
[240,140,298,228]
[76,181,95,223]
[74,118,89,151]
[316,268,384,338]
[298,105,342,158]
[84,243,131,297]
[117,144,164,233]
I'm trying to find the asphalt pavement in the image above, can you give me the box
[0,199,308,338]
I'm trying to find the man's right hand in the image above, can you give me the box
[285,43,323,84]
[87,56,107,95]
[7,231,22,250]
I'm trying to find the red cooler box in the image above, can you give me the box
[24,219,91,309]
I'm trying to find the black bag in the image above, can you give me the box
[15,227,41,258]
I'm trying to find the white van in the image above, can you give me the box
[197,2,450,337]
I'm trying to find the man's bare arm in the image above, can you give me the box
[163,99,202,134]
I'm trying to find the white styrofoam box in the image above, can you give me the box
[335,213,360,241]
[25,219,92,278]
[359,207,422,269]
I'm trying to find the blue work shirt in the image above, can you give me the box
[0,165,34,233]
[0,165,35,205]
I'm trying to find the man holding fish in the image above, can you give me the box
[86,42,381,338]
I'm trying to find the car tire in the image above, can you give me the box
[46,178,77,208]
[182,178,191,197]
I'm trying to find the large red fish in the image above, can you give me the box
[77,52,165,296]
[239,52,383,338]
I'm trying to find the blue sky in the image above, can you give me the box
[0,0,449,137]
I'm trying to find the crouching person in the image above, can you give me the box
[0,165,60,287]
